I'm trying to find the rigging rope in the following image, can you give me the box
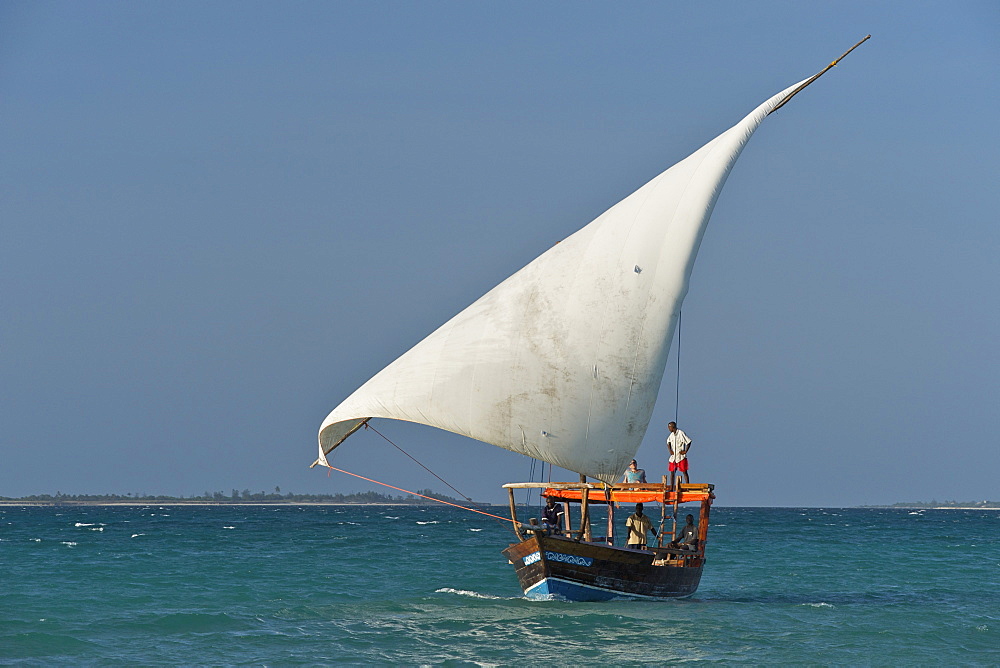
[675,310,682,421]
[351,421,510,530]
[364,421,474,503]
[523,458,537,507]
[324,465,517,524]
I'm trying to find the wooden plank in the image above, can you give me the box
[502,482,600,490]
[545,488,714,504]
[503,481,714,492]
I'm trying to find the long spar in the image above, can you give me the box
[768,35,871,115]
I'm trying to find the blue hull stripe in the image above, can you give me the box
[524,576,692,602]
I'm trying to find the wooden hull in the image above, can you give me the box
[502,533,703,601]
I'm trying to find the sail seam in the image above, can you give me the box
[585,181,660,453]
[623,143,716,418]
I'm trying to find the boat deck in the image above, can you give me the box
[540,482,714,505]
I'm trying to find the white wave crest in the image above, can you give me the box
[222,526,236,529]
[90,527,104,531]
[131,533,145,538]
[802,602,834,608]
[436,588,506,600]
[416,521,440,525]
[469,528,483,532]
[74,523,94,527]
[61,541,77,547]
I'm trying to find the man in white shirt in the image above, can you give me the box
[666,421,692,487]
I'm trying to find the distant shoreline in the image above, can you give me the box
[2,501,997,510]
[0,501,482,507]
[866,506,1000,511]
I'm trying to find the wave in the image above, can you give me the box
[2,631,97,659]
[74,522,94,527]
[125,611,247,634]
[61,541,77,547]
[435,587,511,600]
[416,521,440,525]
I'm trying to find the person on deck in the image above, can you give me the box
[666,421,693,486]
[621,459,647,484]
[668,514,699,551]
[541,497,564,534]
[625,503,657,549]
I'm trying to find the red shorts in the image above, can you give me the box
[668,459,689,473]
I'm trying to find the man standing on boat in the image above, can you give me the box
[666,421,692,486]
[625,503,657,549]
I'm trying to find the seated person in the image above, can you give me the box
[541,497,564,534]
[667,514,699,551]
[621,459,647,484]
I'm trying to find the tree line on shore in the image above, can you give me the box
[876,500,998,508]
[1,487,468,505]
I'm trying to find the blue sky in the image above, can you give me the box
[2,2,997,506]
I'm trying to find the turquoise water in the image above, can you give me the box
[1,505,997,665]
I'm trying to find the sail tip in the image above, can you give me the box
[767,35,870,115]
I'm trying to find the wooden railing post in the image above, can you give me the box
[606,494,615,546]
[507,487,523,540]
[659,475,668,547]
[697,496,711,555]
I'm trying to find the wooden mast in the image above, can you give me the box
[768,35,870,115]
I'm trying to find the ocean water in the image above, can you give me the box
[1,504,997,665]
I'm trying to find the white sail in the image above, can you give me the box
[318,79,809,483]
